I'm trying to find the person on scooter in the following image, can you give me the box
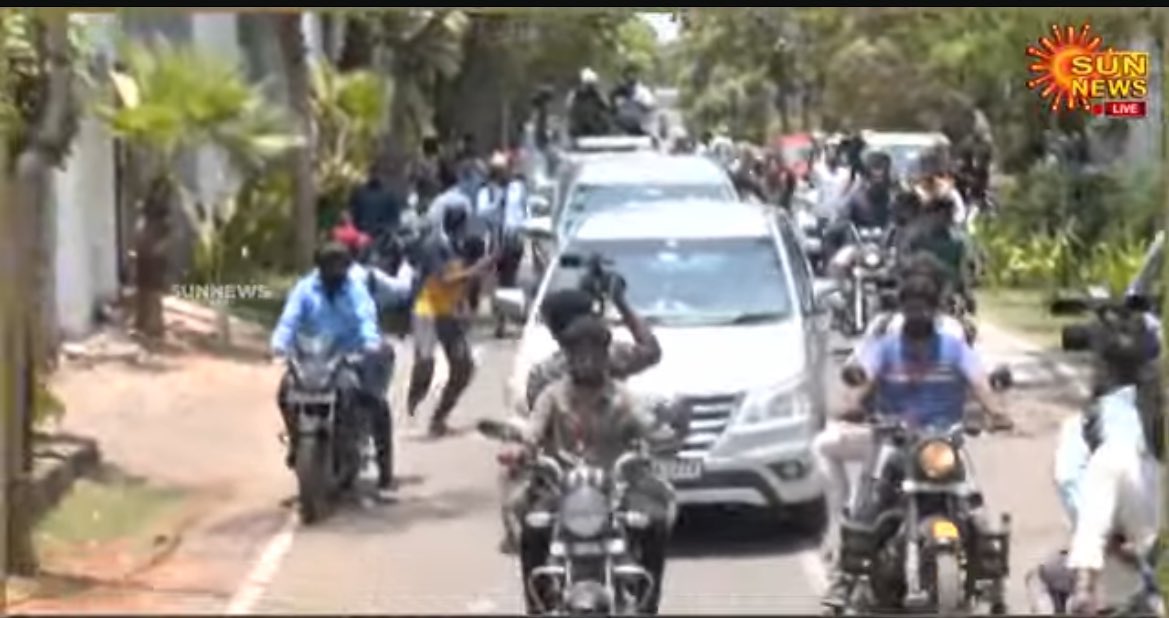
[504,313,675,614]
[1034,307,1163,614]
[271,242,395,498]
[813,273,1013,609]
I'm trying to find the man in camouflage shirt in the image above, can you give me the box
[510,315,674,614]
[497,285,661,553]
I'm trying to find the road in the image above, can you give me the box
[238,318,1083,615]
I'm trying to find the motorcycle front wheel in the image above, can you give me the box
[930,551,964,613]
[295,436,332,524]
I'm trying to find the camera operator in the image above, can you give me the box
[495,257,662,553]
[522,255,662,412]
[1032,303,1164,614]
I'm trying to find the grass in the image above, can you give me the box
[976,287,1081,349]
[33,471,191,581]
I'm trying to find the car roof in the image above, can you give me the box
[575,153,730,186]
[571,200,774,242]
[862,131,951,147]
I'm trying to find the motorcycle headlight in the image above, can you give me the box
[862,249,883,269]
[561,486,608,538]
[732,381,812,432]
[917,440,958,480]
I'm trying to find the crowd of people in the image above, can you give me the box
[263,100,1162,613]
[271,135,533,500]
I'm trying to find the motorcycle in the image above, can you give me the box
[793,196,830,276]
[842,224,895,337]
[285,334,371,524]
[834,413,1012,615]
[478,417,668,615]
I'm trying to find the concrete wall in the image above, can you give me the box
[54,15,120,339]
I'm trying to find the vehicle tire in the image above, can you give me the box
[931,551,963,613]
[787,497,828,536]
[295,437,330,524]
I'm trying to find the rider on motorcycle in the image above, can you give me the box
[1037,308,1163,614]
[900,189,976,318]
[270,242,394,497]
[497,286,662,553]
[824,152,896,265]
[813,273,1013,607]
[504,313,675,614]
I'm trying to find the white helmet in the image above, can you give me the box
[580,68,598,85]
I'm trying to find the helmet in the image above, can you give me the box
[580,68,598,85]
[489,151,509,171]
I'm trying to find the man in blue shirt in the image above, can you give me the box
[271,242,396,497]
[814,273,1011,608]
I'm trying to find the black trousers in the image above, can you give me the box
[519,520,669,615]
[406,316,474,425]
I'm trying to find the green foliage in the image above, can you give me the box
[675,8,1158,165]
[980,160,1165,291]
[310,62,388,226]
[97,40,301,169]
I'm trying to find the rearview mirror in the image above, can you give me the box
[493,288,528,324]
[527,195,552,218]
[521,216,554,241]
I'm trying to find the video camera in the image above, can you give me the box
[1059,296,1159,363]
[558,252,626,310]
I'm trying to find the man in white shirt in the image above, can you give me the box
[1036,308,1163,614]
[811,147,855,220]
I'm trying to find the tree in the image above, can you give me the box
[275,13,316,270]
[1,10,79,576]
[97,40,300,340]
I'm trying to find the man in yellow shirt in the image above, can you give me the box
[407,206,496,437]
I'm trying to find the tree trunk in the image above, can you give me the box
[276,13,317,270]
[2,135,39,578]
[6,12,77,574]
[134,173,174,340]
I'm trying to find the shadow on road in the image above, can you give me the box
[668,506,820,560]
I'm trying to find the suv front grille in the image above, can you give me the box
[677,393,741,458]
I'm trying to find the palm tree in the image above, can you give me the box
[373,10,468,191]
[275,13,316,270]
[98,40,300,340]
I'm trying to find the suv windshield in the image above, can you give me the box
[547,236,794,327]
[558,183,732,238]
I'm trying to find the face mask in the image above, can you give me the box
[903,316,935,340]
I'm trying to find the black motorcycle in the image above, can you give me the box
[834,414,1012,615]
[841,224,895,337]
[478,419,663,615]
[285,334,370,524]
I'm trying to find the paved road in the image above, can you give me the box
[248,322,1083,615]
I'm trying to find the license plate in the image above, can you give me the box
[653,458,704,481]
[931,519,960,540]
[287,390,336,405]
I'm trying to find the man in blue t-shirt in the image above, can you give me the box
[813,273,1012,608]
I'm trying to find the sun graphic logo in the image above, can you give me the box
[1026,23,1150,118]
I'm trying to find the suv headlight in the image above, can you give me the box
[731,381,812,432]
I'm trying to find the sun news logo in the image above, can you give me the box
[1026,23,1150,118]
[171,283,276,306]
